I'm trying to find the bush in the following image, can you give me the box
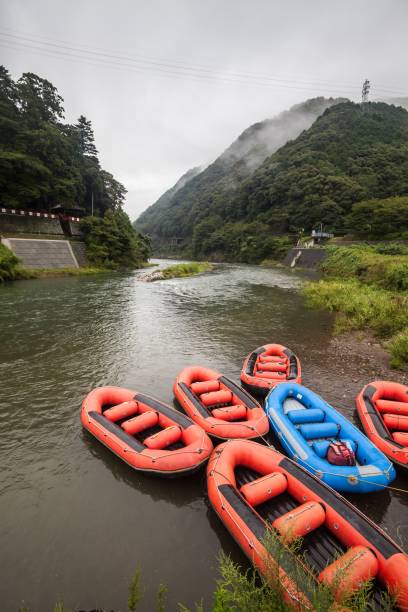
[80,209,150,269]
[0,243,30,282]
[389,327,408,369]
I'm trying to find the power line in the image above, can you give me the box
[0,39,359,95]
[1,29,407,98]
[2,28,406,96]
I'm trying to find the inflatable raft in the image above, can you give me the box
[81,387,213,476]
[173,366,269,440]
[265,382,395,493]
[241,343,301,398]
[207,440,408,610]
[356,381,408,471]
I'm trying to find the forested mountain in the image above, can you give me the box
[135,97,345,241]
[0,65,125,215]
[138,166,201,229]
[137,101,408,262]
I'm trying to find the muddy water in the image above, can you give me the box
[0,261,406,611]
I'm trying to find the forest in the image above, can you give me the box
[137,101,408,262]
[0,65,149,268]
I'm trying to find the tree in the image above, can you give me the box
[75,115,98,158]
[346,196,408,238]
[17,72,64,126]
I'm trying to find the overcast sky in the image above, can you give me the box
[1,0,408,220]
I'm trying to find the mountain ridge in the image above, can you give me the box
[135,96,346,240]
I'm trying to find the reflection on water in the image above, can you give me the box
[0,261,406,611]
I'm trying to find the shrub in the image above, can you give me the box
[0,243,31,282]
[80,209,150,269]
[389,327,408,369]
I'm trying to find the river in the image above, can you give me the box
[0,260,407,611]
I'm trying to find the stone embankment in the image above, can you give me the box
[0,210,88,269]
[2,238,79,269]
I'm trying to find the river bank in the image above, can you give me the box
[303,244,408,369]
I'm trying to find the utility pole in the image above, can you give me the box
[361,79,370,110]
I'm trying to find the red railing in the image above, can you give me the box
[0,207,80,222]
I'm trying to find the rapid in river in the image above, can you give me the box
[0,260,406,611]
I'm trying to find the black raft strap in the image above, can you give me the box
[88,411,145,452]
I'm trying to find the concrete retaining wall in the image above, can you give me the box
[2,238,79,269]
[70,241,88,267]
[0,213,64,236]
[283,247,327,268]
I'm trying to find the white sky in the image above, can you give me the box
[1,0,408,220]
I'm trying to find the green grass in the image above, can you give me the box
[20,535,396,611]
[161,261,212,279]
[320,244,408,291]
[23,266,109,278]
[304,244,408,369]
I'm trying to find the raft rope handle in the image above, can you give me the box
[209,441,313,609]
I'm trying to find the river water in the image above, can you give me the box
[0,260,407,611]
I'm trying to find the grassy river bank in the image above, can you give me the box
[304,244,408,369]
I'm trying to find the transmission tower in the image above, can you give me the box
[362,79,371,104]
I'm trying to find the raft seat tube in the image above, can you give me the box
[300,422,340,440]
[212,404,247,421]
[287,408,325,425]
[144,425,182,450]
[257,362,287,373]
[190,380,220,395]
[122,410,158,435]
[393,431,408,445]
[383,413,408,432]
[376,399,408,416]
[240,472,287,506]
[200,390,233,407]
[319,545,378,599]
[273,501,325,543]
[104,400,139,422]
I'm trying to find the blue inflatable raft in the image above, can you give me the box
[265,383,395,493]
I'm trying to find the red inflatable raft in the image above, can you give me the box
[241,343,301,398]
[173,366,269,440]
[356,381,408,471]
[207,440,408,610]
[81,387,213,476]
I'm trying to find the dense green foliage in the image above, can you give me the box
[305,245,408,368]
[137,101,408,261]
[0,65,150,269]
[136,97,344,259]
[192,219,293,262]
[0,243,26,281]
[345,196,408,239]
[0,66,126,214]
[80,210,150,269]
